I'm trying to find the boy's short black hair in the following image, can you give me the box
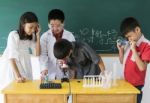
[54,39,72,59]
[48,9,65,23]
[120,17,140,37]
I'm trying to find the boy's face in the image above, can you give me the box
[49,19,64,35]
[125,27,141,42]
[57,50,72,65]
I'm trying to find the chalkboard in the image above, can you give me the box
[0,0,150,54]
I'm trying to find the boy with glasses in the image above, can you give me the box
[40,9,75,80]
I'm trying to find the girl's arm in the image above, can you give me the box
[35,34,40,56]
[35,24,41,56]
[10,59,25,82]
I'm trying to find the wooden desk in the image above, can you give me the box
[2,80,69,103]
[70,79,140,103]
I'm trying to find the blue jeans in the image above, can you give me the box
[135,85,144,103]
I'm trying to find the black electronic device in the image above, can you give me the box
[61,77,69,83]
[40,82,62,89]
[61,67,69,83]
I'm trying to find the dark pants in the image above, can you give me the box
[135,85,144,103]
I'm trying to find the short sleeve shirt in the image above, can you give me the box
[124,35,150,86]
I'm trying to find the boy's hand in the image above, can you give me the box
[57,60,68,69]
[41,69,48,80]
[117,42,125,52]
[130,41,136,52]
[100,70,105,76]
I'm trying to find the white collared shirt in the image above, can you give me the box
[39,29,75,79]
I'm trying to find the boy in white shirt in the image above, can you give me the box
[40,9,75,80]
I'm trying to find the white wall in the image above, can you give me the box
[141,64,150,103]
[31,56,124,80]
[0,56,149,103]
[31,56,41,80]
[102,56,124,79]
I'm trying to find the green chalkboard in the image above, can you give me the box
[0,0,150,54]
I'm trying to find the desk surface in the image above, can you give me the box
[2,80,69,94]
[2,79,140,95]
[70,79,140,94]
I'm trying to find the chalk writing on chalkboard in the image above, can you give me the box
[74,28,122,53]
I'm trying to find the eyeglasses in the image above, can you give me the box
[48,23,64,30]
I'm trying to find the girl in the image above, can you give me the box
[0,12,40,89]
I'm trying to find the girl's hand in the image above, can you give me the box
[16,76,26,83]
[35,24,41,37]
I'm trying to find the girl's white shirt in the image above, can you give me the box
[0,30,36,89]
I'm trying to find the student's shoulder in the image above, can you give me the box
[64,29,74,36]
[41,29,51,38]
[73,41,87,49]
[9,30,18,35]
[144,39,150,50]
[142,37,150,47]
[41,30,50,36]
[63,29,75,41]
[76,41,88,47]
[8,30,19,39]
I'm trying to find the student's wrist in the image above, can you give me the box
[118,47,124,52]
[100,70,105,75]
[41,69,48,76]
[36,34,40,39]
[15,72,21,78]
[131,48,137,53]
[16,76,26,83]
[119,49,124,55]
[132,49,138,57]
